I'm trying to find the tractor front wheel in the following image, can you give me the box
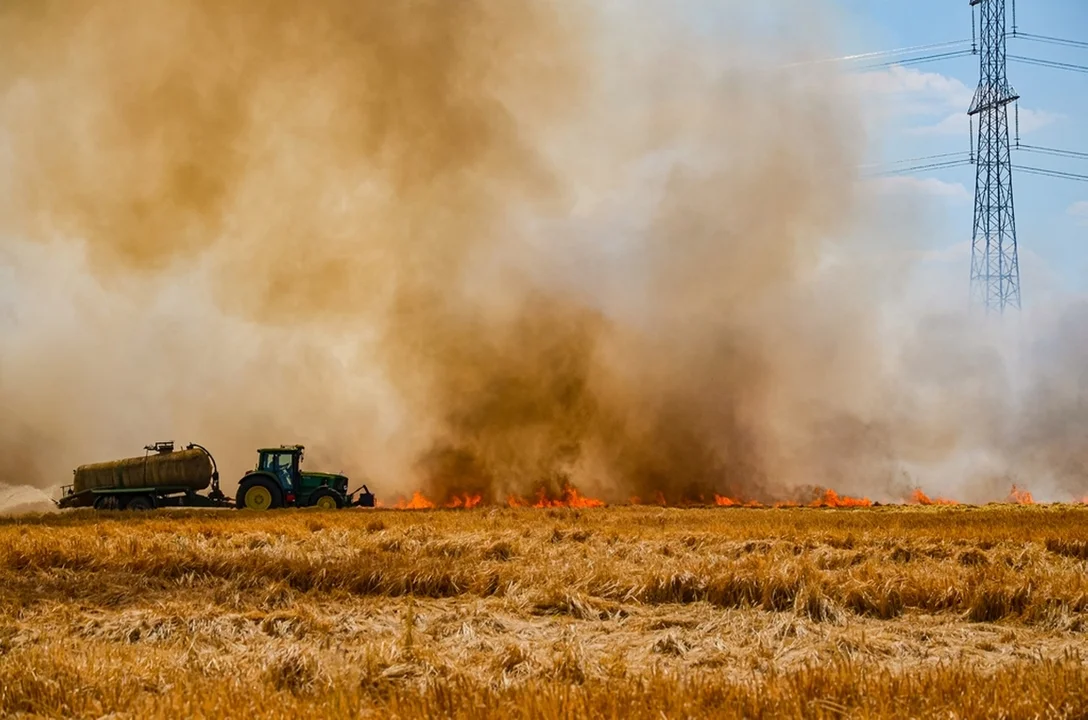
[237,477,283,511]
[309,488,345,510]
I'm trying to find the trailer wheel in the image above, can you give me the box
[310,487,344,510]
[124,495,154,511]
[94,495,120,511]
[237,477,282,510]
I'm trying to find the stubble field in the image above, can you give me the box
[2,505,1088,719]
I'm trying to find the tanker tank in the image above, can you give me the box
[73,448,214,494]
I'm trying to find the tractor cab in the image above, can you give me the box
[257,445,303,491]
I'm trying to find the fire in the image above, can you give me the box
[808,489,871,508]
[380,486,1088,509]
[444,494,483,509]
[910,488,958,506]
[507,487,606,509]
[715,495,768,508]
[1006,485,1034,505]
[717,491,872,509]
[390,487,608,510]
[546,487,605,508]
[395,491,436,510]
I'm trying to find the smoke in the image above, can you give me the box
[0,0,589,495]
[0,0,1084,509]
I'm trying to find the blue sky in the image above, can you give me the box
[837,0,1088,301]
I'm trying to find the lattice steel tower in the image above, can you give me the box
[969,0,1021,312]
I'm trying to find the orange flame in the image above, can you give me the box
[382,485,1061,510]
[809,489,871,508]
[718,492,873,509]
[395,491,436,510]
[505,488,605,508]
[444,494,483,509]
[1006,485,1034,505]
[910,488,958,506]
[716,496,770,508]
[521,487,606,508]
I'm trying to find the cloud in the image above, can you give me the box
[853,66,972,115]
[907,112,969,137]
[1017,108,1064,135]
[867,176,971,203]
[854,67,1061,139]
[1070,201,1088,226]
[908,106,1061,138]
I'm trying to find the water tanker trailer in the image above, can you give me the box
[58,442,376,511]
[58,442,231,511]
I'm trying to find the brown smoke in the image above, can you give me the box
[0,0,583,310]
[0,0,590,494]
[3,1,1078,508]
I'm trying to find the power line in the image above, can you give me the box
[1015,165,1088,183]
[1015,144,1088,162]
[1008,55,1088,74]
[866,158,974,177]
[1014,32,1088,51]
[793,39,972,66]
[860,151,973,170]
[860,49,975,71]
[865,147,1088,176]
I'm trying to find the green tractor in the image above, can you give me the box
[235,445,375,510]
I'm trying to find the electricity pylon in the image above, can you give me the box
[969,0,1021,312]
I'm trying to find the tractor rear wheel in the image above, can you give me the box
[124,495,154,511]
[237,477,283,511]
[309,487,345,510]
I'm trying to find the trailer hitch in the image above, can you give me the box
[350,484,376,508]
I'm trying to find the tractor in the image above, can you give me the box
[235,445,375,510]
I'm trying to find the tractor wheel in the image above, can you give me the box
[94,495,120,511]
[124,495,154,511]
[237,477,283,511]
[309,487,345,510]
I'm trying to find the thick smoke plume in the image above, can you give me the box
[0,0,592,497]
[0,1,1084,508]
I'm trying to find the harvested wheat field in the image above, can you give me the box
[2,505,1088,719]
